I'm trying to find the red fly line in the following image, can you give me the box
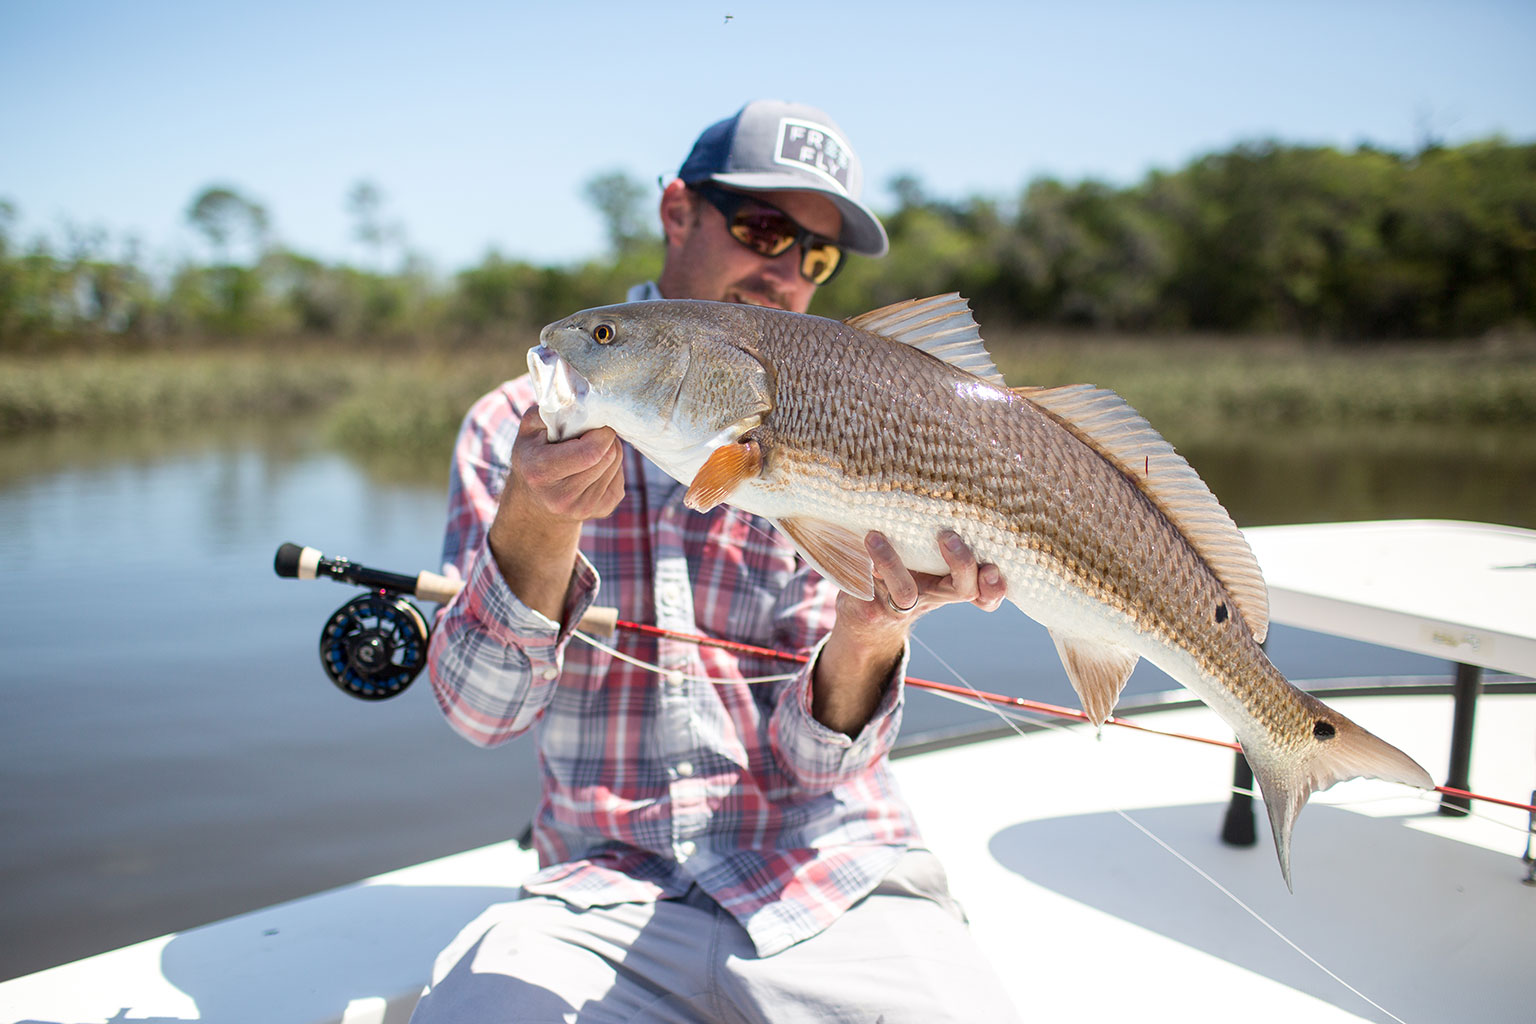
[606,618,1536,816]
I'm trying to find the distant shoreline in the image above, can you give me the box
[5,333,1531,447]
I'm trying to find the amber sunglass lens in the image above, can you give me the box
[728,207,798,257]
[802,243,842,285]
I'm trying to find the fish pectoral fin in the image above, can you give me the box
[776,517,876,601]
[684,440,763,512]
[1048,632,1139,727]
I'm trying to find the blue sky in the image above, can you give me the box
[3,0,1533,274]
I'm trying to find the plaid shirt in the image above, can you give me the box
[427,286,921,955]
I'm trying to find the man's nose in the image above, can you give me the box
[761,246,801,283]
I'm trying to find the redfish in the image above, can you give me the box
[529,293,1434,885]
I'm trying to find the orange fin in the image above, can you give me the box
[684,441,762,513]
[1048,631,1140,727]
[777,517,875,600]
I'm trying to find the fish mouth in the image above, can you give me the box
[528,345,591,442]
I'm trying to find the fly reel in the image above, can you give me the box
[275,542,462,702]
[319,591,430,700]
[275,541,615,702]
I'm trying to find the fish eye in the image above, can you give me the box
[592,323,615,344]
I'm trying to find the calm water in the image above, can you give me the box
[1,418,1527,980]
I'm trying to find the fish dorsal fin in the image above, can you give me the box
[1048,631,1140,728]
[1016,384,1271,643]
[845,294,1004,385]
[775,517,875,601]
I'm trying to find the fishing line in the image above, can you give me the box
[572,629,796,686]
[1319,787,1536,838]
[585,507,1533,813]
[496,510,1501,1019]
[908,630,1416,1024]
[1112,810,1411,1024]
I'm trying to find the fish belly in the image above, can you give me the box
[741,478,1157,652]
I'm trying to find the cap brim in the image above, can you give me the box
[704,171,889,257]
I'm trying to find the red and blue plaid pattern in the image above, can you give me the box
[428,373,920,955]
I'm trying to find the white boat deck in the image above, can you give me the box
[903,692,1534,1024]
[3,692,1530,1024]
[3,520,1532,1023]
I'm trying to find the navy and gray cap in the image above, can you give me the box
[678,100,889,258]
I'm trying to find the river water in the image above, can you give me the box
[0,417,1529,980]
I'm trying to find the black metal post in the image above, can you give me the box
[1220,749,1257,846]
[1438,661,1484,816]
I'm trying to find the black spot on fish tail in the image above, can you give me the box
[1313,721,1336,740]
[1214,602,1229,623]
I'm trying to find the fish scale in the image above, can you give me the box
[530,293,1434,887]
[760,318,1205,643]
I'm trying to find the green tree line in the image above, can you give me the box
[2,139,1532,353]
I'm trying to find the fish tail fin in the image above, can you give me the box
[1250,699,1434,891]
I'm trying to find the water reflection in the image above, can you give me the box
[1187,425,1536,530]
[0,419,540,981]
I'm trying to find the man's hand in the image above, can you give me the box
[846,529,1007,636]
[486,407,625,621]
[812,530,1006,736]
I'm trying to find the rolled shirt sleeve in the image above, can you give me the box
[762,560,909,792]
[768,635,909,792]
[428,539,601,748]
[427,379,601,748]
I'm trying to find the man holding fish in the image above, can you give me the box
[410,101,1023,1021]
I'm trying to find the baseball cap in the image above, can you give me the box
[677,100,889,257]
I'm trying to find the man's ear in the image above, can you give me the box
[658,179,699,248]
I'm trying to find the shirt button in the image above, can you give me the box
[677,840,697,857]
[675,761,694,778]
[540,666,559,681]
[664,671,684,689]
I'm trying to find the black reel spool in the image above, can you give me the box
[319,591,430,700]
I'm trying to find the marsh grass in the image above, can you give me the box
[0,350,360,432]
[985,331,1536,442]
[3,335,1532,464]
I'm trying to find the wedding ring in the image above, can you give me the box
[884,591,918,614]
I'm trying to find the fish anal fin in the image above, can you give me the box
[777,517,875,601]
[684,440,763,513]
[845,294,1004,386]
[1049,631,1139,727]
[1248,695,1434,891]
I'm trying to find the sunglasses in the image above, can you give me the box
[691,184,846,285]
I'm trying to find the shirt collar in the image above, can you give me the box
[626,281,663,302]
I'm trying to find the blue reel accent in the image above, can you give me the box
[318,592,429,700]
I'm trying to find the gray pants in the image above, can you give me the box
[409,850,1021,1023]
